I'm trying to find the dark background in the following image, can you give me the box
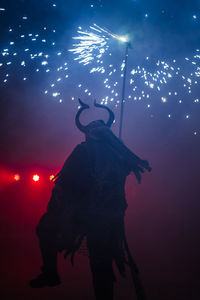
[0,1,200,299]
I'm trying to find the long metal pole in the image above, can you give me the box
[119,42,129,140]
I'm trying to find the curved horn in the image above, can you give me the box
[75,98,90,132]
[94,100,115,128]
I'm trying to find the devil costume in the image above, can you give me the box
[30,100,151,300]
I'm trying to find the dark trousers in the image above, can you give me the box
[36,212,115,300]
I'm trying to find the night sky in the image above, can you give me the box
[0,1,200,299]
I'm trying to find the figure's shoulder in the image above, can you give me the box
[69,142,88,157]
[59,142,87,170]
[73,142,87,151]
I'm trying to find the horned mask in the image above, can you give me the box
[75,99,115,137]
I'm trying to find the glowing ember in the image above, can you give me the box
[49,175,55,181]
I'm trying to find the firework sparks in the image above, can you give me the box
[68,24,128,67]
[1,21,200,109]
[0,2,199,135]
[69,25,109,66]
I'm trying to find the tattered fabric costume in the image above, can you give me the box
[30,99,151,300]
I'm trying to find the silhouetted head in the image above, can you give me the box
[75,99,115,141]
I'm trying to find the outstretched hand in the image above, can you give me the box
[140,159,152,172]
[132,160,152,184]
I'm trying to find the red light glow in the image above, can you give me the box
[14,174,20,181]
[33,174,40,182]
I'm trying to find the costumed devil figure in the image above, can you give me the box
[30,99,152,300]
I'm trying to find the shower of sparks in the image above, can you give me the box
[68,24,127,66]
[44,24,129,103]
[66,24,200,130]
[0,3,199,135]
[68,24,109,67]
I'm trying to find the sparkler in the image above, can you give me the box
[119,41,131,139]
[69,24,131,138]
